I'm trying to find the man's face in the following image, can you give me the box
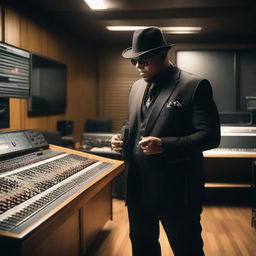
[131,52,164,81]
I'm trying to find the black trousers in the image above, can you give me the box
[127,201,205,256]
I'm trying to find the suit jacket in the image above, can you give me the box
[125,66,220,209]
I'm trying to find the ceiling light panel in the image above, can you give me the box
[84,0,107,10]
[106,26,148,31]
[106,26,202,34]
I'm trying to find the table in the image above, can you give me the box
[0,145,124,256]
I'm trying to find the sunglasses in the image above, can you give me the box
[130,50,165,66]
[131,57,149,66]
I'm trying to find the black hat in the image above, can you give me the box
[122,27,174,59]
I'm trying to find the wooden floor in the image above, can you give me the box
[87,199,256,256]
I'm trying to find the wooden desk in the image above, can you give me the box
[203,148,256,226]
[0,145,125,256]
[203,149,256,187]
[203,149,256,158]
[251,160,256,229]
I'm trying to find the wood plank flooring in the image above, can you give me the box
[87,199,256,256]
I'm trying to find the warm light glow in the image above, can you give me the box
[162,27,202,31]
[164,31,200,34]
[106,26,202,34]
[84,0,107,10]
[106,26,148,31]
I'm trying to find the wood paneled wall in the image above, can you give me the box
[0,5,98,141]
[99,43,256,132]
[98,47,139,132]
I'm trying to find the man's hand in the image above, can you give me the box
[138,136,163,155]
[111,134,123,152]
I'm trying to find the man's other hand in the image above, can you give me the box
[138,136,163,155]
[111,134,123,152]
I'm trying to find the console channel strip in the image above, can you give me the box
[0,130,114,234]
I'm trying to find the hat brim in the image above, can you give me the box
[122,43,174,59]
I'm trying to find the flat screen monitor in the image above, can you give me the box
[176,50,236,112]
[28,53,67,116]
[0,42,30,98]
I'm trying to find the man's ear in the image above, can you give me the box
[160,50,168,60]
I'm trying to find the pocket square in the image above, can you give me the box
[166,100,183,108]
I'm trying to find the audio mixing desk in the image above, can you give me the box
[0,130,124,256]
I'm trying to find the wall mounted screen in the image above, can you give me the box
[28,53,67,116]
[0,42,30,98]
[176,50,236,112]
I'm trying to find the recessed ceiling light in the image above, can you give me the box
[164,31,200,34]
[163,27,202,31]
[106,26,202,34]
[84,0,107,10]
[162,27,202,34]
[106,26,148,31]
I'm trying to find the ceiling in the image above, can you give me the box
[5,0,256,45]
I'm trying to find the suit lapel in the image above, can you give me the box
[129,79,147,132]
[144,66,181,135]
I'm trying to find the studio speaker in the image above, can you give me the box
[0,98,10,129]
[57,120,73,136]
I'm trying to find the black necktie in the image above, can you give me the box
[145,83,157,108]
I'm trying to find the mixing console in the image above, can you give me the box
[0,130,114,234]
[0,149,63,174]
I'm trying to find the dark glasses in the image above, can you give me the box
[131,57,148,66]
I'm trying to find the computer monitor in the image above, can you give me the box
[28,52,67,116]
[0,42,30,98]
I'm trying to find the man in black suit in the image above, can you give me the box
[111,27,220,256]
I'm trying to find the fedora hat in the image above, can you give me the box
[122,27,174,59]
